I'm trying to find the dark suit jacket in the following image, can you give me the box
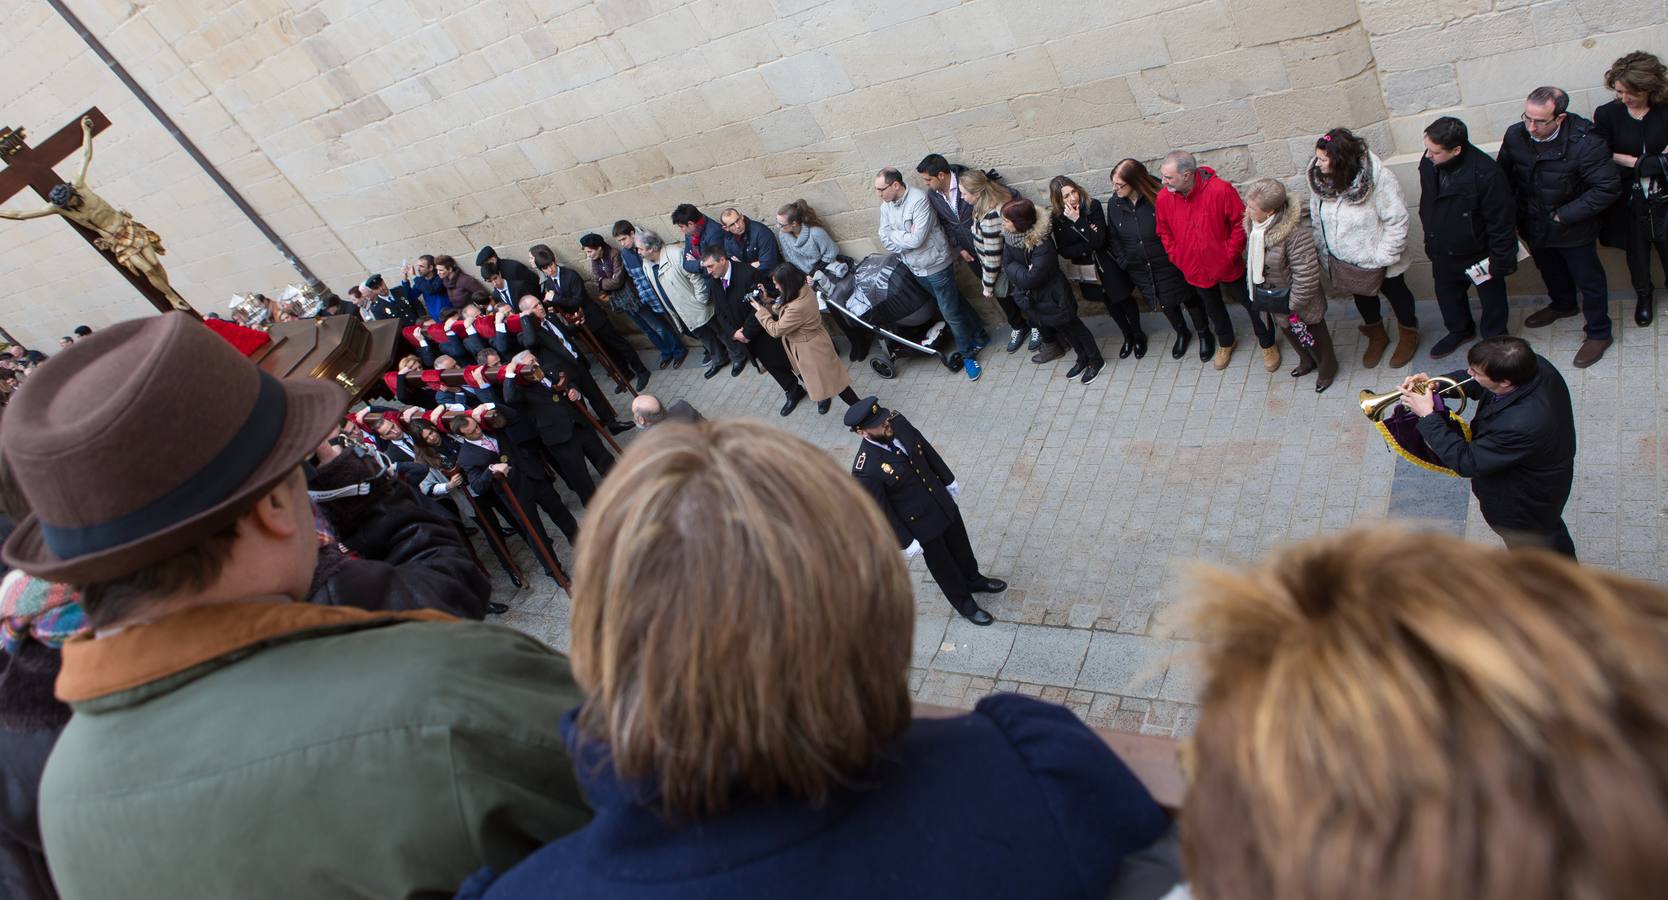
[515,314,590,382]
[851,413,959,547]
[541,266,609,326]
[502,377,585,446]
[491,258,542,304]
[708,264,790,366]
[1418,355,1576,530]
[925,166,979,262]
[457,432,549,500]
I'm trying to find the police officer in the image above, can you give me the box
[846,397,1005,625]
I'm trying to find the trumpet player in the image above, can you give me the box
[1398,335,1577,557]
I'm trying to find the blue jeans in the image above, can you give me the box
[918,267,987,355]
[624,307,684,361]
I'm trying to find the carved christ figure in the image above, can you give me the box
[0,116,190,311]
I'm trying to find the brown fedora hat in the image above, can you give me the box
[0,313,348,583]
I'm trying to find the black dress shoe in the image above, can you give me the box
[730,361,746,377]
[1198,331,1215,362]
[1171,330,1190,360]
[970,577,1007,594]
[509,574,525,589]
[780,389,805,416]
[963,606,994,626]
[703,363,722,379]
[613,382,627,394]
[606,419,634,435]
[816,398,832,414]
[633,371,650,391]
[1637,294,1654,327]
[485,601,510,615]
[1118,338,1134,359]
[1132,332,1148,359]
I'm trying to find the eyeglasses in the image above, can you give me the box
[1521,112,1561,127]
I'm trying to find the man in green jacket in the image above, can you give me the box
[0,314,589,899]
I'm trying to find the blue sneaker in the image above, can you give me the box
[963,358,981,381]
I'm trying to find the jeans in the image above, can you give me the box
[1533,241,1611,341]
[918,267,988,355]
[1431,255,1510,338]
[1352,273,1419,328]
[623,307,684,361]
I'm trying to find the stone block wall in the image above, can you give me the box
[0,0,1652,346]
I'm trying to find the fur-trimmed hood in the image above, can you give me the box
[1243,204,1301,245]
[1307,154,1374,204]
[1001,213,1053,251]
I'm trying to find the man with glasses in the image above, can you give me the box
[875,167,990,381]
[1497,86,1622,368]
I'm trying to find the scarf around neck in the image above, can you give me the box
[0,568,88,653]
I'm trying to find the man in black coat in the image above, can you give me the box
[475,246,539,303]
[502,352,615,505]
[847,398,1006,625]
[452,409,577,580]
[1497,87,1623,368]
[1402,336,1577,557]
[532,245,650,391]
[511,297,630,432]
[699,246,806,416]
[917,154,981,277]
[1418,117,1521,358]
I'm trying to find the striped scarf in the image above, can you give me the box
[0,568,88,653]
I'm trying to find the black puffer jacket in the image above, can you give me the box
[1496,114,1622,249]
[0,641,66,900]
[1419,143,1520,275]
[1002,217,1078,327]
[1105,195,1191,309]
[307,448,492,619]
[1052,198,1134,296]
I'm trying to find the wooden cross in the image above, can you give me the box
[0,107,184,316]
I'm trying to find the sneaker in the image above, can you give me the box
[1065,362,1086,379]
[1428,328,1475,360]
[1027,328,1041,351]
[1005,329,1025,353]
[963,357,982,381]
[1081,364,1101,384]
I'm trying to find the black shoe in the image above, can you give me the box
[703,363,722,379]
[780,389,805,416]
[1027,328,1041,351]
[1132,332,1148,359]
[1081,363,1101,384]
[509,574,525,589]
[613,382,627,394]
[1065,361,1085,379]
[498,527,519,539]
[1171,329,1191,360]
[970,577,1007,593]
[1637,293,1654,327]
[730,361,746,377]
[1006,329,1026,353]
[816,398,831,415]
[485,601,510,615]
[606,419,634,435]
[1429,328,1475,359]
[1118,338,1134,359]
[633,371,650,391]
[1031,342,1064,364]
[1198,331,1215,362]
[962,606,995,626]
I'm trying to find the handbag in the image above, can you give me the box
[1250,281,1291,316]
[1318,207,1386,295]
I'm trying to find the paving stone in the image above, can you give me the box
[998,625,1091,687]
[930,618,1018,677]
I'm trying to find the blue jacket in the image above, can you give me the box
[404,273,451,319]
[681,214,727,275]
[459,694,1169,900]
[723,217,783,274]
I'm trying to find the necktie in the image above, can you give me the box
[545,320,578,358]
[498,286,509,304]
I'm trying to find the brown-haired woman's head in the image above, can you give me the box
[959,168,1011,219]
[1313,127,1369,194]
[569,420,915,821]
[775,198,823,234]
[1000,197,1037,233]
[1110,158,1160,204]
[1605,51,1668,106]
[1182,527,1668,900]
[1047,175,1089,221]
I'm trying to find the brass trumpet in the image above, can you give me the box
[1358,375,1476,421]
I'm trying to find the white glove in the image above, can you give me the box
[904,540,923,560]
[947,481,961,499]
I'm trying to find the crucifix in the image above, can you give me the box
[0,107,197,317]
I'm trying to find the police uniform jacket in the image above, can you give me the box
[851,414,958,548]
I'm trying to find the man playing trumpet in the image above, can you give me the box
[1399,335,1577,557]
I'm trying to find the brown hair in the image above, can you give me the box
[1047,175,1090,222]
[960,168,1011,219]
[1000,197,1037,233]
[776,198,823,229]
[1605,51,1668,105]
[1111,158,1161,204]
[569,421,914,820]
[1182,527,1668,900]
[1314,127,1368,194]
[433,254,457,271]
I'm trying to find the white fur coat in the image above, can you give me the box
[1307,151,1411,277]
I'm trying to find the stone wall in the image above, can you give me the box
[0,0,1656,346]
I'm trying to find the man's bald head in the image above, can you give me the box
[631,393,666,428]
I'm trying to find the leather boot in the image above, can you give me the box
[1309,320,1338,392]
[1638,290,1655,327]
[1358,320,1389,368]
[1388,324,1420,369]
[1284,328,1316,377]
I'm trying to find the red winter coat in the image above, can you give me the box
[1155,167,1247,288]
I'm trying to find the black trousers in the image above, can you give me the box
[920,508,985,615]
[1481,503,1577,559]
[1077,281,1144,339]
[502,477,578,573]
[1532,241,1611,340]
[1195,277,1274,348]
[1159,297,1209,336]
[1046,318,1102,365]
[1431,255,1510,338]
[994,292,1028,331]
[587,318,649,377]
[468,492,520,578]
[1623,194,1668,295]
[563,364,617,423]
[545,428,614,505]
[751,341,802,394]
[1352,273,1419,328]
[692,322,730,365]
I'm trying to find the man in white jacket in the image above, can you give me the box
[875,167,989,381]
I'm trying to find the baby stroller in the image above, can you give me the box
[812,253,963,379]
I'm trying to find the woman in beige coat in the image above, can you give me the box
[755,264,859,415]
[1244,179,1338,392]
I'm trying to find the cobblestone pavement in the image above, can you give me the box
[491,294,1666,739]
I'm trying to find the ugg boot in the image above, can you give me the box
[1358,321,1389,368]
[1261,342,1281,373]
[1388,325,1420,369]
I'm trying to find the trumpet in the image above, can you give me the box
[1358,375,1476,421]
